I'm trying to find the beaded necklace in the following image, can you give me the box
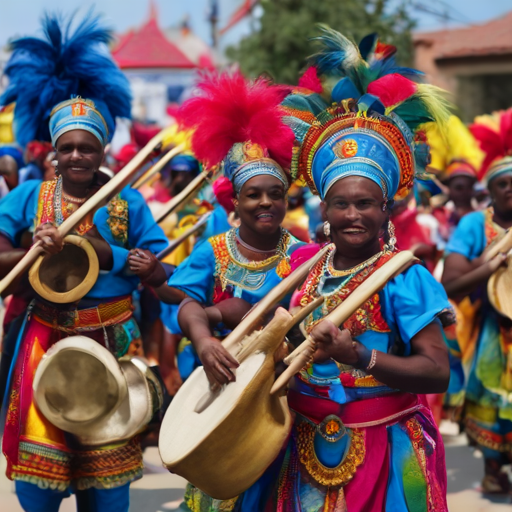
[226,227,290,271]
[38,176,94,235]
[325,247,384,277]
[210,227,292,293]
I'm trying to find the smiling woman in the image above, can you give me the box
[154,71,304,386]
[0,13,169,512]
[182,28,456,512]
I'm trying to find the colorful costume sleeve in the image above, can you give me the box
[445,210,486,260]
[0,180,40,244]
[166,240,216,303]
[383,264,452,347]
[93,186,168,275]
[87,186,169,298]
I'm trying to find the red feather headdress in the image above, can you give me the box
[470,108,512,181]
[178,70,295,187]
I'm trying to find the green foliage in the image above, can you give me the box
[225,0,415,84]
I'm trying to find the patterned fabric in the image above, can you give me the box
[210,228,292,301]
[36,178,95,236]
[183,247,451,512]
[2,297,143,491]
[107,195,129,245]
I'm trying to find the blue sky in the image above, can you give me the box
[1,0,511,50]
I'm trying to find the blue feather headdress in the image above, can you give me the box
[282,27,451,200]
[0,12,132,147]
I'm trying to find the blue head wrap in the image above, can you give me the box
[224,142,288,195]
[49,98,111,147]
[0,13,131,148]
[312,129,401,200]
[0,145,24,170]
[169,154,200,174]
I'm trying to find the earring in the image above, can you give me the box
[323,221,331,237]
[381,202,387,212]
[384,220,397,252]
[52,159,60,176]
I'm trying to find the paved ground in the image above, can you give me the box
[2,423,512,511]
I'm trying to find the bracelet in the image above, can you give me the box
[366,349,377,371]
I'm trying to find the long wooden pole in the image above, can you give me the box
[155,170,210,224]
[0,130,168,295]
[270,251,416,394]
[156,211,212,261]
[132,144,185,190]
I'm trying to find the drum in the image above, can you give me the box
[29,234,99,303]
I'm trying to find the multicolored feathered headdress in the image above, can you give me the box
[178,70,295,194]
[0,12,132,147]
[470,108,512,184]
[424,115,483,182]
[282,28,451,200]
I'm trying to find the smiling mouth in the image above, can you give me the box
[342,228,366,234]
[256,213,274,220]
[69,167,89,172]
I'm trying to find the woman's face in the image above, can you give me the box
[55,130,104,188]
[236,174,287,235]
[448,175,475,205]
[322,176,387,251]
[489,173,512,215]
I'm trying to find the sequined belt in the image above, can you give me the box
[288,390,421,428]
[32,296,133,333]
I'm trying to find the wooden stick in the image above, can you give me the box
[222,246,330,353]
[155,171,210,224]
[235,296,324,364]
[193,249,329,414]
[485,229,512,261]
[270,251,416,394]
[132,144,185,190]
[0,129,167,295]
[156,211,212,261]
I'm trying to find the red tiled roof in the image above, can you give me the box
[113,17,196,69]
[413,10,512,59]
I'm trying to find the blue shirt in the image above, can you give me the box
[0,181,168,299]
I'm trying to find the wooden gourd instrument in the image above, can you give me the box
[158,250,414,500]
[486,229,512,320]
[0,130,172,297]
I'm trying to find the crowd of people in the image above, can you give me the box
[1,11,512,512]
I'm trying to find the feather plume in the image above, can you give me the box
[470,109,512,178]
[387,84,451,132]
[0,11,131,147]
[178,70,295,169]
[367,74,417,107]
[298,66,323,94]
[310,26,366,89]
[500,108,512,155]
[423,116,483,175]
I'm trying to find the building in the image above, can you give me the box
[413,11,512,121]
[112,9,215,125]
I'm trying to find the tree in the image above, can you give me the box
[226,0,415,84]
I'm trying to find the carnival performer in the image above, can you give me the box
[0,14,168,512]
[181,30,453,512]
[426,115,483,244]
[155,70,304,385]
[442,107,512,493]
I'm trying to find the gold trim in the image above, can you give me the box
[296,421,365,487]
